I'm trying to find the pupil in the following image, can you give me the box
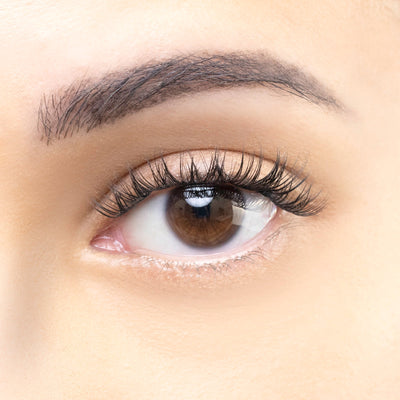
[166,185,244,248]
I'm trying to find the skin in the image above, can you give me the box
[1,0,400,398]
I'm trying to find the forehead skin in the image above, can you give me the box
[0,1,400,399]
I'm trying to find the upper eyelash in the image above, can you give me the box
[94,150,325,218]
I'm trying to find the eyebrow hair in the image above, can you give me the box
[38,52,344,143]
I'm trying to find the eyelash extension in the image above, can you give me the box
[95,150,325,218]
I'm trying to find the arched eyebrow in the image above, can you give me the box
[38,52,345,143]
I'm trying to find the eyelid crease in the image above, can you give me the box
[93,149,326,219]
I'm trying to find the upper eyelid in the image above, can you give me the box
[93,149,325,219]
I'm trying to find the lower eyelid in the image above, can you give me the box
[84,209,293,289]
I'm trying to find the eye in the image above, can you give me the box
[92,184,277,256]
[90,150,324,271]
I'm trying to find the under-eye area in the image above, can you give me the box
[88,149,325,276]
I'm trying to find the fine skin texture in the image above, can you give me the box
[0,1,400,399]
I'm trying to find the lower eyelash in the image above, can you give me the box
[94,149,325,219]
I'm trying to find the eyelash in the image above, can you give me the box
[94,150,325,219]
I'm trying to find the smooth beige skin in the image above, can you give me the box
[1,1,400,399]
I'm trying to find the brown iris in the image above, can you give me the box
[166,185,244,248]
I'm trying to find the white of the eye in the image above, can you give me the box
[122,189,277,256]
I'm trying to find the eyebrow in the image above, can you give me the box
[38,52,344,143]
